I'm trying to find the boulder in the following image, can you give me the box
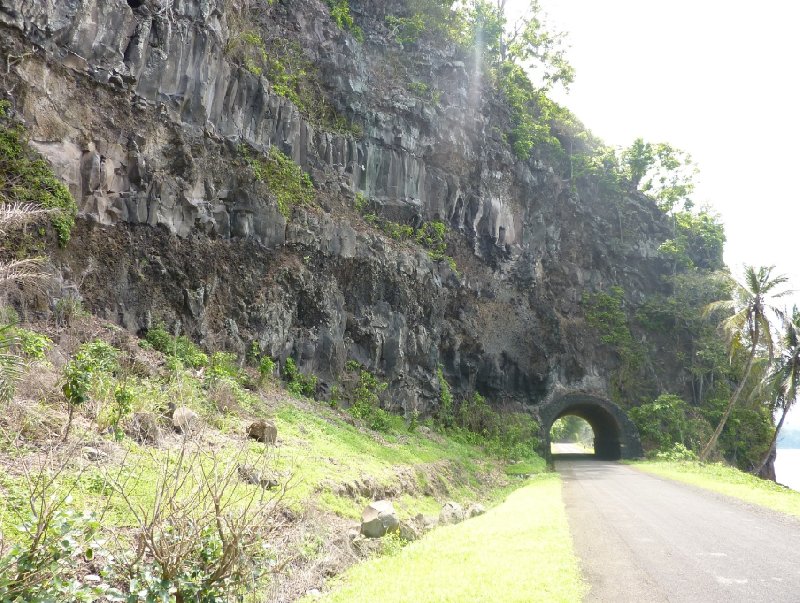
[237,465,279,489]
[415,513,439,531]
[360,500,400,538]
[125,412,161,445]
[467,503,486,518]
[399,520,421,542]
[439,501,465,525]
[172,406,199,434]
[247,419,278,444]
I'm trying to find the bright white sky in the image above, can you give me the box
[505,0,800,425]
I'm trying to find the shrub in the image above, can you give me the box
[62,341,120,440]
[325,0,364,41]
[144,324,208,369]
[346,365,392,432]
[654,442,698,462]
[435,365,453,427]
[283,358,317,397]
[630,394,710,454]
[14,328,52,360]
[243,146,314,218]
[207,351,242,384]
[0,100,77,245]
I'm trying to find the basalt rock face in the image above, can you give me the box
[0,0,675,413]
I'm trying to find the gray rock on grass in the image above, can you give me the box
[360,500,400,538]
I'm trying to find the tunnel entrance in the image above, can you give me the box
[538,392,643,462]
[550,416,594,455]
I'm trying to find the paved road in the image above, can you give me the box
[557,459,800,602]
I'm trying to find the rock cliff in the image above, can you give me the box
[0,0,676,415]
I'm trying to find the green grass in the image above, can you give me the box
[314,474,586,603]
[633,460,800,518]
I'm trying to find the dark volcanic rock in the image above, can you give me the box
[0,0,678,420]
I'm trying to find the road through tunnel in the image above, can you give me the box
[539,393,643,462]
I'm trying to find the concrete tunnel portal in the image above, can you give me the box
[539,393,643,461]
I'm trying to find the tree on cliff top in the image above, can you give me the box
[701,265,791,461]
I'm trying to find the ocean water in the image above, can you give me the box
[774,448,800,492]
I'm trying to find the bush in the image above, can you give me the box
[346,365,392,432]
[207,351,243,384]
[144,324,208,369]
[14,328,52,360]
[243,146,314,218]
[0,100,77,246]
[283,358,317,397]
[630,394,710,454]
[655,442,698,462]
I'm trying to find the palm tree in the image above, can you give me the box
[700,265,791,461]
[756,307,800,476]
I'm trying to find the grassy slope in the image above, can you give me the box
[0,319,543,549]
[633,461,800,518]
[314,474,586,603]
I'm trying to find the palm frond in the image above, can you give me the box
[0,202,53,235]
[0,324,23,404]
[0,258,50,291]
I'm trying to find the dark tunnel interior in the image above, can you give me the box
[551,402,623,460]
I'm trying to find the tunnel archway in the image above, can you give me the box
[538,392,643,462]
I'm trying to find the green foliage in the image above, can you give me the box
[658,209,726,271]
[144,324,209,369]
[345,364,392,432]
[258,355,275,381]
[407,81,442,104]
[386,13,426,45]
[0,100,77,246]
[244,146,315,218]
[353,200,458,272]
[629,394,710,454]
[283,357,317,398]
[226,31,361,136]
[436,366,453,428]
[207,351,242,384]
[14,328,52,360]
[325,0,364,41]
[0,506,113,602]
[0,324,23,404]
[385,0,464,46]
[550,416,591,445]
[110,384,134,441]
[653,442,698,462]
[353,192,368,213]
[620,138,698,213]
[583,286,646,401]
[62,340,119,410]
[54,296,88,327]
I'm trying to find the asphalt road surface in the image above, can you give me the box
[556,459,800,602]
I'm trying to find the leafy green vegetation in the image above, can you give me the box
[629,394,710,454]
[0,100,77,246]
[243,146,315,218]
[633,460,800,518]
[282,357,317,397]
[144,323,209,369]
[339,362,394,432]
[324,0,363,41]
[356,196,458,272]
[315,475,585,603]
[225,28,361,136]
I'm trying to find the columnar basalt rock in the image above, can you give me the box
[0,0,677,415]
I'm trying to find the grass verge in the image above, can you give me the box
[313,474,586,603]
[632,460,800,518]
